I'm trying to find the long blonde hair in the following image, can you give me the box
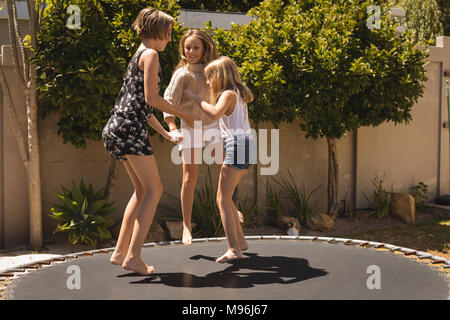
[204,56,254,105]
[174,29,219,72]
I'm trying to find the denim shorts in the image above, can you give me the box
[223,135,257,170]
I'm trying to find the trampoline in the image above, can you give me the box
[1,236,449,300]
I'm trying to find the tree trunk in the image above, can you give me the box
[2,0,43,248]
[26,63,43,249]
[326,136,339,219]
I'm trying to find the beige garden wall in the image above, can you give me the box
[355,36,450,209]
[1,28,449,248]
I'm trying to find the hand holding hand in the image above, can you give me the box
[167,130,183,144]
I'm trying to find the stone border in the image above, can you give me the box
[1,236,448,299]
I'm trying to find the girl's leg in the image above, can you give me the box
[180,148,200,245]
[216,165,247,263]
[110,160,144,265]
[122,154,163,275]
[231,201,248,251]
[220,146,244,224]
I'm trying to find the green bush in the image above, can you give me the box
[411,181,428,211]
[389,0,444,45]
[49,179,116,248]
[362,174,393,219]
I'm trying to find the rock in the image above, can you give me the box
[146,220,167,242]
[391,193,415,224]
[162,220,184,240]
[305,213,334,232]
[277,216,301,235]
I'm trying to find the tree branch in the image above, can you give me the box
[12,0,29,85]
[27,0,38,53]
[6,0,26,89]
[0,65,29,163]
[37,0,46,32]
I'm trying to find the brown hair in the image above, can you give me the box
[174,29,219,72]
[132,7,174,40]
[204,56,254,105]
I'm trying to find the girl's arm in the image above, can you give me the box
[165,117,178,132]
[163,68,184,132]
[147,114,183,143]
[142,49,195,127]
[188,90,236,121]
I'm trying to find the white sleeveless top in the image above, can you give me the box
[219,90,252,141]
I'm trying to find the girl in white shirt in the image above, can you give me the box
[164,30,243,245]
[188,56,256,263]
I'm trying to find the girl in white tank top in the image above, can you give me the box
[187,56,255,263]
[219,89,252,141]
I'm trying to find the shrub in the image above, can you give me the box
[362,174,393,219]
[411,181,428,211]
[49,179,115,248]
[273,169,322,224]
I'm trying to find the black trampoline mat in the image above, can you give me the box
[4,240,449,300]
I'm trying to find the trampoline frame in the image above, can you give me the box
[1,235,449,300]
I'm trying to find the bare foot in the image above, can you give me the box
[237,210,244,224]
[182,225,192,245]
[122,257,155,275]
[110,252,126,266]
[216,249,242,263]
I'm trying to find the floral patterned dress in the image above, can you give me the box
[102,48,162,161]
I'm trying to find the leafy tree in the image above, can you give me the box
[212,0,428,217]
[436,0,450,36]
[389,0,443,45]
